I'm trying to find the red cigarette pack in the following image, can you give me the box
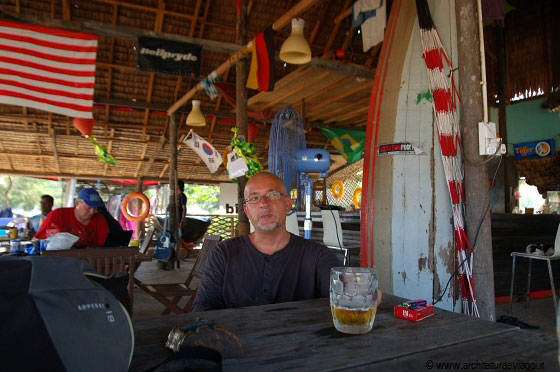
[394,304,434,322]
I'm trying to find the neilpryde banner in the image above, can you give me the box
[137,36,201,76]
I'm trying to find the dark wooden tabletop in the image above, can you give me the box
[131,294,558,371]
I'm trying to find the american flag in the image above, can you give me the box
[0,21,98,118]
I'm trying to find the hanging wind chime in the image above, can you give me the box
[416,0,478,317]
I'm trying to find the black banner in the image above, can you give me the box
[137,36,201,76]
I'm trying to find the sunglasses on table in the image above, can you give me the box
[244,191,288,205]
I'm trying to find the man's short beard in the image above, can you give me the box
[256,220,280,232]
[256,212,280,232]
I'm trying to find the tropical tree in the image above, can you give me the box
[185,184,219,214]
[0,176,64,213]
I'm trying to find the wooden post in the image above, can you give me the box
[169,114,178,267]
[496,25,513,212]
[455,0,495,321]
[236,0,250,236]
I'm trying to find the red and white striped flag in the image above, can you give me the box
[0,21,98,118]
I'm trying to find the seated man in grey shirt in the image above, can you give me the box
[192,172,343,311]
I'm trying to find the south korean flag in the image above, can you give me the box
[183,130,222,173]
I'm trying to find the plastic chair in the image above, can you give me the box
[135,235,222,314]
[508,223,560,314]
[286,212,300,236]
[320,210,359,266]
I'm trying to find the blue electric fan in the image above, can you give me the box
[269,106,330,239]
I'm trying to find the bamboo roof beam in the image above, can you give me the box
[159,163,169,179]
[102,3,118,124]
[1,11,373,78]
[326,105,369,123]
[250,69,331,109]
[142,128,167,177]
[33,122,45,171]
[189,0,202,36]
[0,127,162,145]
[0,150,177,165]
[334,7,352,24]
[309,0,333,44]
[61,0,70,21]
[306,81,371,113]
[97,0,195,20]
[304,75,355,102]
[322,0,352,54]
[73,137,78,175]
[49,128,61,174]
[198,0,212,38]
[103,128,115,176]
[364,43,382,67]
[140,0,165,145]
[135,143,150,178]
[308,96,370,121]
[0,142,14,171]
[93,97,237,120]
[0,169,223,184]
[168,0,322,115]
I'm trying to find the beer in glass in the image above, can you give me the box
[330,267,378,334]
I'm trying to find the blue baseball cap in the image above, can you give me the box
[77,188,105,208]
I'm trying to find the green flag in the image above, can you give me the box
[320,127,366,164]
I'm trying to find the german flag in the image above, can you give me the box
[246,27,275,92]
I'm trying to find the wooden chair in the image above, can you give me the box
[135,235,221,315]
[43,247,138,314]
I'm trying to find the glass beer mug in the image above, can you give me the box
[330,267,379,334]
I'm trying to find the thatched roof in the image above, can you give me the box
[0,0,557,185]
[484,0,559,104]
[0,0,377,183]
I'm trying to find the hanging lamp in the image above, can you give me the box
[279,18,311,65]
[186,100,206,127]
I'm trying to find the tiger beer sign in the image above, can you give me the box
[513,139,554,160]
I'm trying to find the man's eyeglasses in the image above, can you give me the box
[244,191,287,205]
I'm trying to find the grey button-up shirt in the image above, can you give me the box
[192,234,342,311]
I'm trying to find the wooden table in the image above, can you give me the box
[131,295,558,371]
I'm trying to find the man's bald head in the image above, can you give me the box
[244,172,287,198]
[243,172,292,233]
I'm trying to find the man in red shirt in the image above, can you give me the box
[35,188,109,247]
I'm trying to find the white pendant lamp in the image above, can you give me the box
[186,100,206,127]
[279,18,311,65]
